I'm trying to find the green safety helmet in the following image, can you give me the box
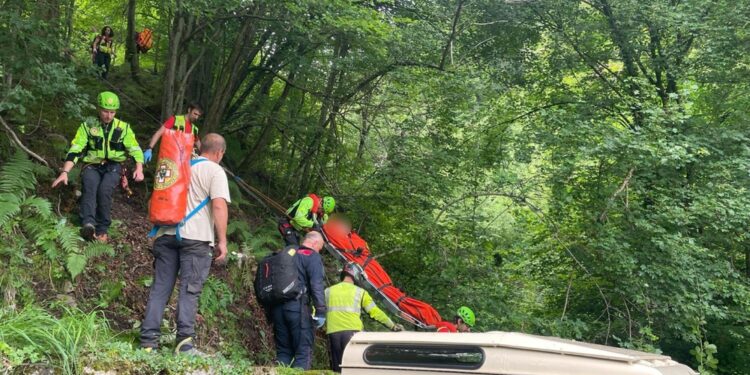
[457,306,475,327]
[97,91,120,110]
[322,196,336,214]
[341,262,361,281]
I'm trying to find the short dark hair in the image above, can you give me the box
[187,102,203,113]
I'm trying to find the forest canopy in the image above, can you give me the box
[0,0,749,373]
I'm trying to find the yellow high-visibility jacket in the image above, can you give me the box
[66,118,144,164]
[324,282,395,334]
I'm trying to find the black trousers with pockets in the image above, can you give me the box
[80,162,120,235]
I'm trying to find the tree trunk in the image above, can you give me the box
[153,32,159,75]
[37,0,60,26]
[297,39,349,194]
[357,94,372,160]
[161,1,186,120]
[125,0,139,80]
[244,72,295,167]
[440,0,465,70]
[203,20,264,132]
[63,0,74,49]
[173,15,196,111]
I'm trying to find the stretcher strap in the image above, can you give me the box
[395,295,408,307]
[362,255,375,269]
[376,283,393,292]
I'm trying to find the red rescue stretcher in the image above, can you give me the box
[321,222,442,329]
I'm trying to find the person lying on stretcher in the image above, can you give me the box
[322,215,372,256]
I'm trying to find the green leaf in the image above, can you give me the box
[66,253,87,280]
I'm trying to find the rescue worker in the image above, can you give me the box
[143,102,203,162]
[271,231,327,370]
[52,91,144,243]
[325,263,404,373]
[435,306,475,333]
[139,133,230,355]
[279,194,336,246]
[92,26,115,79]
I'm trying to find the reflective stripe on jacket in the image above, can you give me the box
[324,282,394,334]
[66,118,144,164]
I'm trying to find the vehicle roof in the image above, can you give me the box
[345,331,697,374]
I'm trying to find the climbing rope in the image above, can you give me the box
[98,79,294,217]
[220,164,290,218]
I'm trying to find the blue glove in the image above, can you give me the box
[143,148,152,163]
[313,315,326,329]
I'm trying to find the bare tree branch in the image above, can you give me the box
[439,0,466,70]
[599,167,635,223]
[0,114,49,167]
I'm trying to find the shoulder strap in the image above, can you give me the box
[148,158,211,240]
[308,193,321,214]
[177,158,212,239]
[287,198,302,218]
[190,158,208,166]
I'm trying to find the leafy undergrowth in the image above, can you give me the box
[0,306,108,374]
[87,343,335,374]
[0,306,332,375]
[0,151,339,373]
[85,341,256,375]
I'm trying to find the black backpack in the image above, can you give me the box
[254,245,305,305]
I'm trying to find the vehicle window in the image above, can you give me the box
[364,344,485,370]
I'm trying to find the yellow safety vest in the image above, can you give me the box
[66,118,144,164]
[173,115,199,135]
[324,282,394,334]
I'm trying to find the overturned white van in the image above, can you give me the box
[340,331,697,375]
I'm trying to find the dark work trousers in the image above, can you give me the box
[328,330,357,373]
[80,162,120,235]
[94,51,111,79]
[278,218,299,246]
[272,298,315,370]
[140,235,213,348]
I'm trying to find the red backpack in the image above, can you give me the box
[136,28,153,53]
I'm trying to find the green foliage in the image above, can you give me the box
[0,2,90,119]
[0,306,110,375]
[80,340,255,374]
[0,150,114,309]
[3,0,750,373]
[691,341,719,375]
[199,277,234,318]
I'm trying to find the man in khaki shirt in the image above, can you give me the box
[140,133,231,355]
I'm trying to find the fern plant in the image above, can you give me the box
[0,150,113,308]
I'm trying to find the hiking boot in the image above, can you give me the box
[80,224,95,241]
[95,233,108,243]
[177,347,209,357]
[175,337,194,354]
[175,337,210,357]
